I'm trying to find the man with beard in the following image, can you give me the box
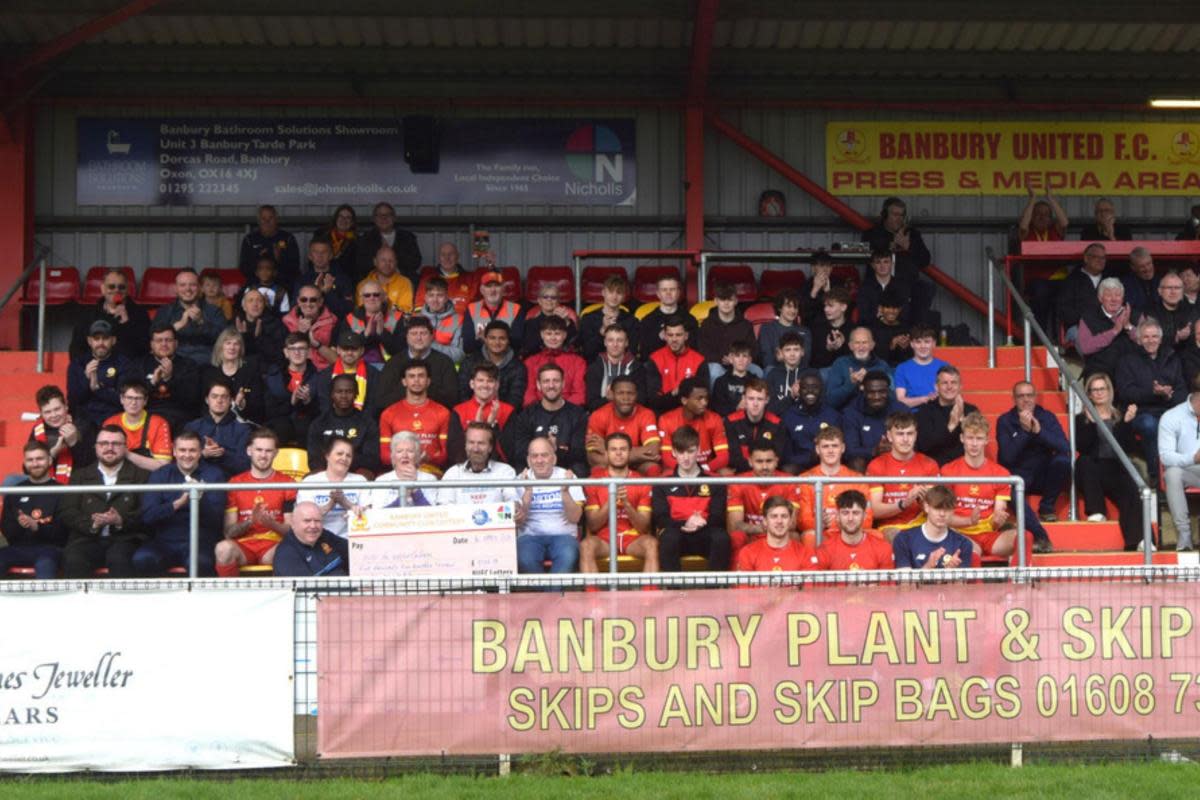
[0,442,67,578]
[60,425,149,578]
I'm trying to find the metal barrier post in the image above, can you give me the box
[1014,478,1027,568]
[987,254,996,369]
[1005,258,1014,346]
[1023,316,1032,382]
[698,253,708,303]
[188,485,200,578]
[608,479,619,575]
[573,254,583,316]
[1067,389,1077,521]
[1142,487,1155,565]
[813,480,824,547]
[36,258,47,374]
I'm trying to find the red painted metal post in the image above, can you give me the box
[687,0,719,103]
[0,104,34,347]
[685,105,706,256]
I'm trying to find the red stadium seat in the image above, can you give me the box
[418,265,437,281]
[213,268,246,301]
[138,267,181,306]
[498,267,522,302]
[580,266,627,304]
[633,265,681,304]
[831,264,862,292]
[707,265,758,303]
[81,266,137,305]
[525,266,574,304]
[744,302,776,338]
[760,268,806,296]
[22,267,80,305]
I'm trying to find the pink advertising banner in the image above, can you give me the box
[317,584,1200,757]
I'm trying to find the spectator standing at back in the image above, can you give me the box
[355,202,421,284]
[156,268,225,366]
[1017,187,1070,333]
[239,204,300,287]
[313,205,358,277]
[861,197,935,325]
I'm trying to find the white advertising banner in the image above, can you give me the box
[348,503,517,577]
[0,589,294,773]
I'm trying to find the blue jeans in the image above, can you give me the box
[132,539,215,577]
[516,534,578,575]
[0,544,62,579]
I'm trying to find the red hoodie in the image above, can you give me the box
[523,349,587,406]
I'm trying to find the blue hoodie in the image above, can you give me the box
[824,353,894,410]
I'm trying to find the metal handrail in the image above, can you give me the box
[985,247,1155,563]
[570,249,699,315]
[5,472,1026,579]
[0,241,54,374]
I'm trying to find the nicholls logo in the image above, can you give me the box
[564,124,625,197]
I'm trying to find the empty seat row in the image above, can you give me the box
[22,267,246,307]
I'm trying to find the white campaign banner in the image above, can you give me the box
[0,589,294,773]
[348,503,517,577]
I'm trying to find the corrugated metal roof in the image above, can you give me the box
[3,5,1199,100]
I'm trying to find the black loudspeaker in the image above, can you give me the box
[404,116,440,173]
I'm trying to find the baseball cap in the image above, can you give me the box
[88,319,114,336]
[481,271,505,285]
[337,330,366,349]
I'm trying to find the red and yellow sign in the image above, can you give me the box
[318,583,1200,757]
[826,121,1200,195]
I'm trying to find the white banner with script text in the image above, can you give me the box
[0,590,294,773]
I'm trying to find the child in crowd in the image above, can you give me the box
[871,289,914,366]
[894,325,948,408]
[710,340,755,416]
[200,269,234,321]
[243,255,291,315]
[765,331,809,416]
[809,287,853,369]
[758,289,811,370]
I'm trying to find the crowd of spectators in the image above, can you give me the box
[6,195,1198,580]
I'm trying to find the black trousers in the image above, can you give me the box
[1075,454,1142,550]
[659,525,731,572]
[63,536,141,578]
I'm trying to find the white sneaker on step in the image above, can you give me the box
[1137,540,1157,552]
[1086,513,1107,522]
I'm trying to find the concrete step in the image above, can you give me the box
[968,391,1067,413]
[958,366,1059,391]
[940,346,1051,369]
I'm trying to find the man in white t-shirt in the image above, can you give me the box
[370,431,438,509]
[515,436,584,574]
[437,422,521,507]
